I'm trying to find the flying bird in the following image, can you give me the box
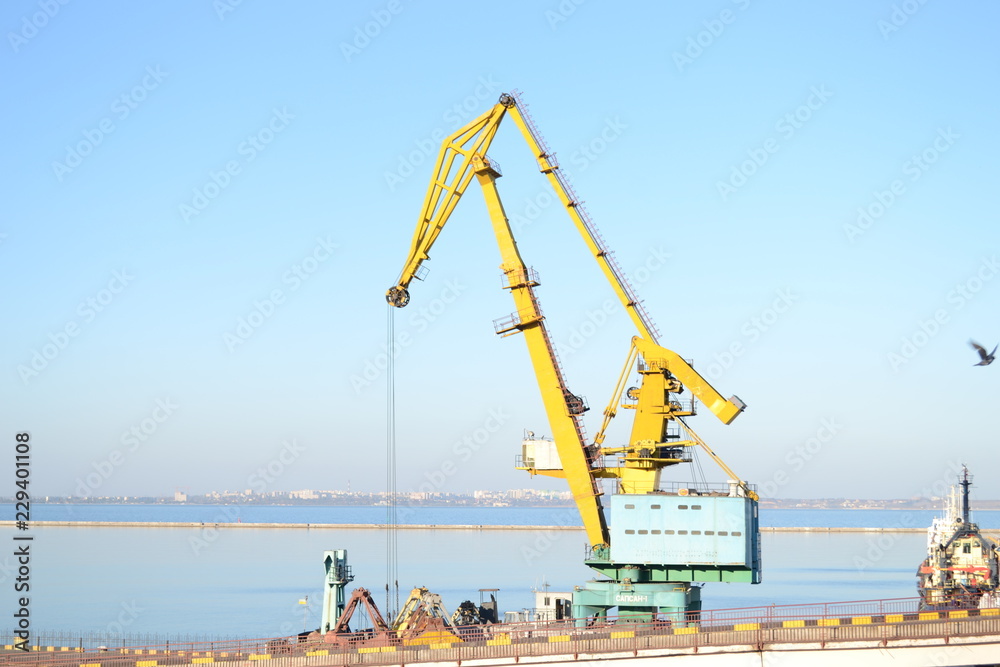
[969,340,997,366]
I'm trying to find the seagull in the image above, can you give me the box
[969,340,997,366]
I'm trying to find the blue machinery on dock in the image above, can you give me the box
[320,550,353,633]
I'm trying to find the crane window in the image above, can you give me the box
[718,531,728,536]
[651,530,661,535]
[650,504,661,509]
[705,531,715,535]
[732,531,742,537]
[638,530,648,535]
[692,531,701,535]
[678,530,688,535]
[692,505,702,510]
[665,530,675,535]
[625,504,636,510]
[625,529,635,535]
[678,505,689,510]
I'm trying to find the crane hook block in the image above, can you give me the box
[386,286,410,308]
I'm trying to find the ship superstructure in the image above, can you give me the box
[917,466,1000,609]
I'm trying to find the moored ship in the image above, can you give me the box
[917,466,1000,610]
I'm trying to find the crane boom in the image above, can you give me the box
[386,94,609,548]
[503,91,661,345]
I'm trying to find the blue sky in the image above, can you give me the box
[2,0,998,501]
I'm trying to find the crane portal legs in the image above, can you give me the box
[571,581,702,627]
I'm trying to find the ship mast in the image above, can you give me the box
[960,464,971,525]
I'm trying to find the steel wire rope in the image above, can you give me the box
[386,305,399,621]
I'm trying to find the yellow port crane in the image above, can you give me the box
[387,91,759,623]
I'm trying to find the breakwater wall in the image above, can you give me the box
[3,521,999,535]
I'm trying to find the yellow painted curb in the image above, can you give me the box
[782,620,805,628]
[611,630,635,639]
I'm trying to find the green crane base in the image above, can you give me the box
[571,580,701,627]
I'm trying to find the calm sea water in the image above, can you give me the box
[2,505,993,639]
[13,503,1000,529]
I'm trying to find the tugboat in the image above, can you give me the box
[917,466,1000,610]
